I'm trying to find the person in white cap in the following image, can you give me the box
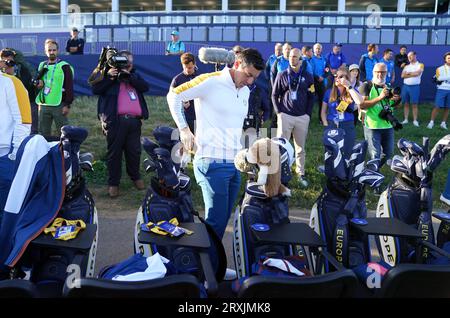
[349,64,362,90]
[166,30,185,56]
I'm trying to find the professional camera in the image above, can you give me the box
[378,85,402,130]
[386,86,401,99]
[88,46,130,85]
[31,66,48,86]
[2,59,16,67]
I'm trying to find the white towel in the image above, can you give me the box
[113,253,170,282]
[263,258,305,276]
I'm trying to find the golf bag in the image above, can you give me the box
[376,135,450,266]
[233,137,298,279]
[310,129,384,270]
[0,126,98,296]
[134,126,226,281]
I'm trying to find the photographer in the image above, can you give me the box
[0,48,37,134]
[359,63,401,170]
[34,39,74,137]
[321,66,364,160]
[426,52,450,130]
[92,50,149,198]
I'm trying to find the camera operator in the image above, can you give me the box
[34,39,74,138]
[359,63,401,171]
[0,48,37,134]
[92,50,149,198]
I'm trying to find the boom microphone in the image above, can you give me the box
[198,47,235,65]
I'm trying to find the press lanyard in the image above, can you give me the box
[44,59,59,90]
[287,69,301,94]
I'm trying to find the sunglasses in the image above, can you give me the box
[334,74,348,79]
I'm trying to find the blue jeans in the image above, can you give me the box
[328,120,356,160]
[193,157,241,239]
[363,126,394,167]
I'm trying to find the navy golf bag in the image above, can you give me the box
[310,129,384,270]
[0,126,98,297]
[134,126,226,281]
[376,135,450,266]
[233,137,298,279]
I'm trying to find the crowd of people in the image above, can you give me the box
[1,29,450,279]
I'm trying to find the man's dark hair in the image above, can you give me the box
[400,45,407,50]
[237,48,265,71]
[383,49,393,56]
[180,52,195,65]
[302,46,312,55]
[283,42,292,48]
[444,52,450,60]
[367,43,377,52]
[0,48,16,59]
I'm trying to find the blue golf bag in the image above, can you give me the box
[310,129,384,270]
[233,137,300,279]
[376,135,450,266]
[0,126,98,296]
[134,126,226,282]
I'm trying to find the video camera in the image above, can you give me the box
[88,46,130,85]
[378,85,403,131]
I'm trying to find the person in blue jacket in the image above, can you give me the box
[312,43,330,123]
[321,66,364,160]
[359,43,379,82]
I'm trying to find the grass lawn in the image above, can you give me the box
[69,95,450,212]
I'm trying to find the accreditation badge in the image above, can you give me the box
[290,91,297,101]
[336,100,349,113]
[128,90,137,101]
[44,87,51,96]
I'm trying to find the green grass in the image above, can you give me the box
[70,96,450,212]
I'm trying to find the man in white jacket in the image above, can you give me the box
[0,73,31,216]
[427,52,450,130]
[167,48,264,278]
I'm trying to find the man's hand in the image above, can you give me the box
[35,80,44,89]
[180,127,195,153]
[401,63,406,68]
[107,67,118,78]
[378,88,389,100]
[62,106,70,116]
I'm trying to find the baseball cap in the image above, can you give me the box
[334,42,343,47]
[171,30,179,36]
[71,27,79,32]
[349,64,359,72]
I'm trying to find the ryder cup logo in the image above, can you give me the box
[327,130,339,138]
